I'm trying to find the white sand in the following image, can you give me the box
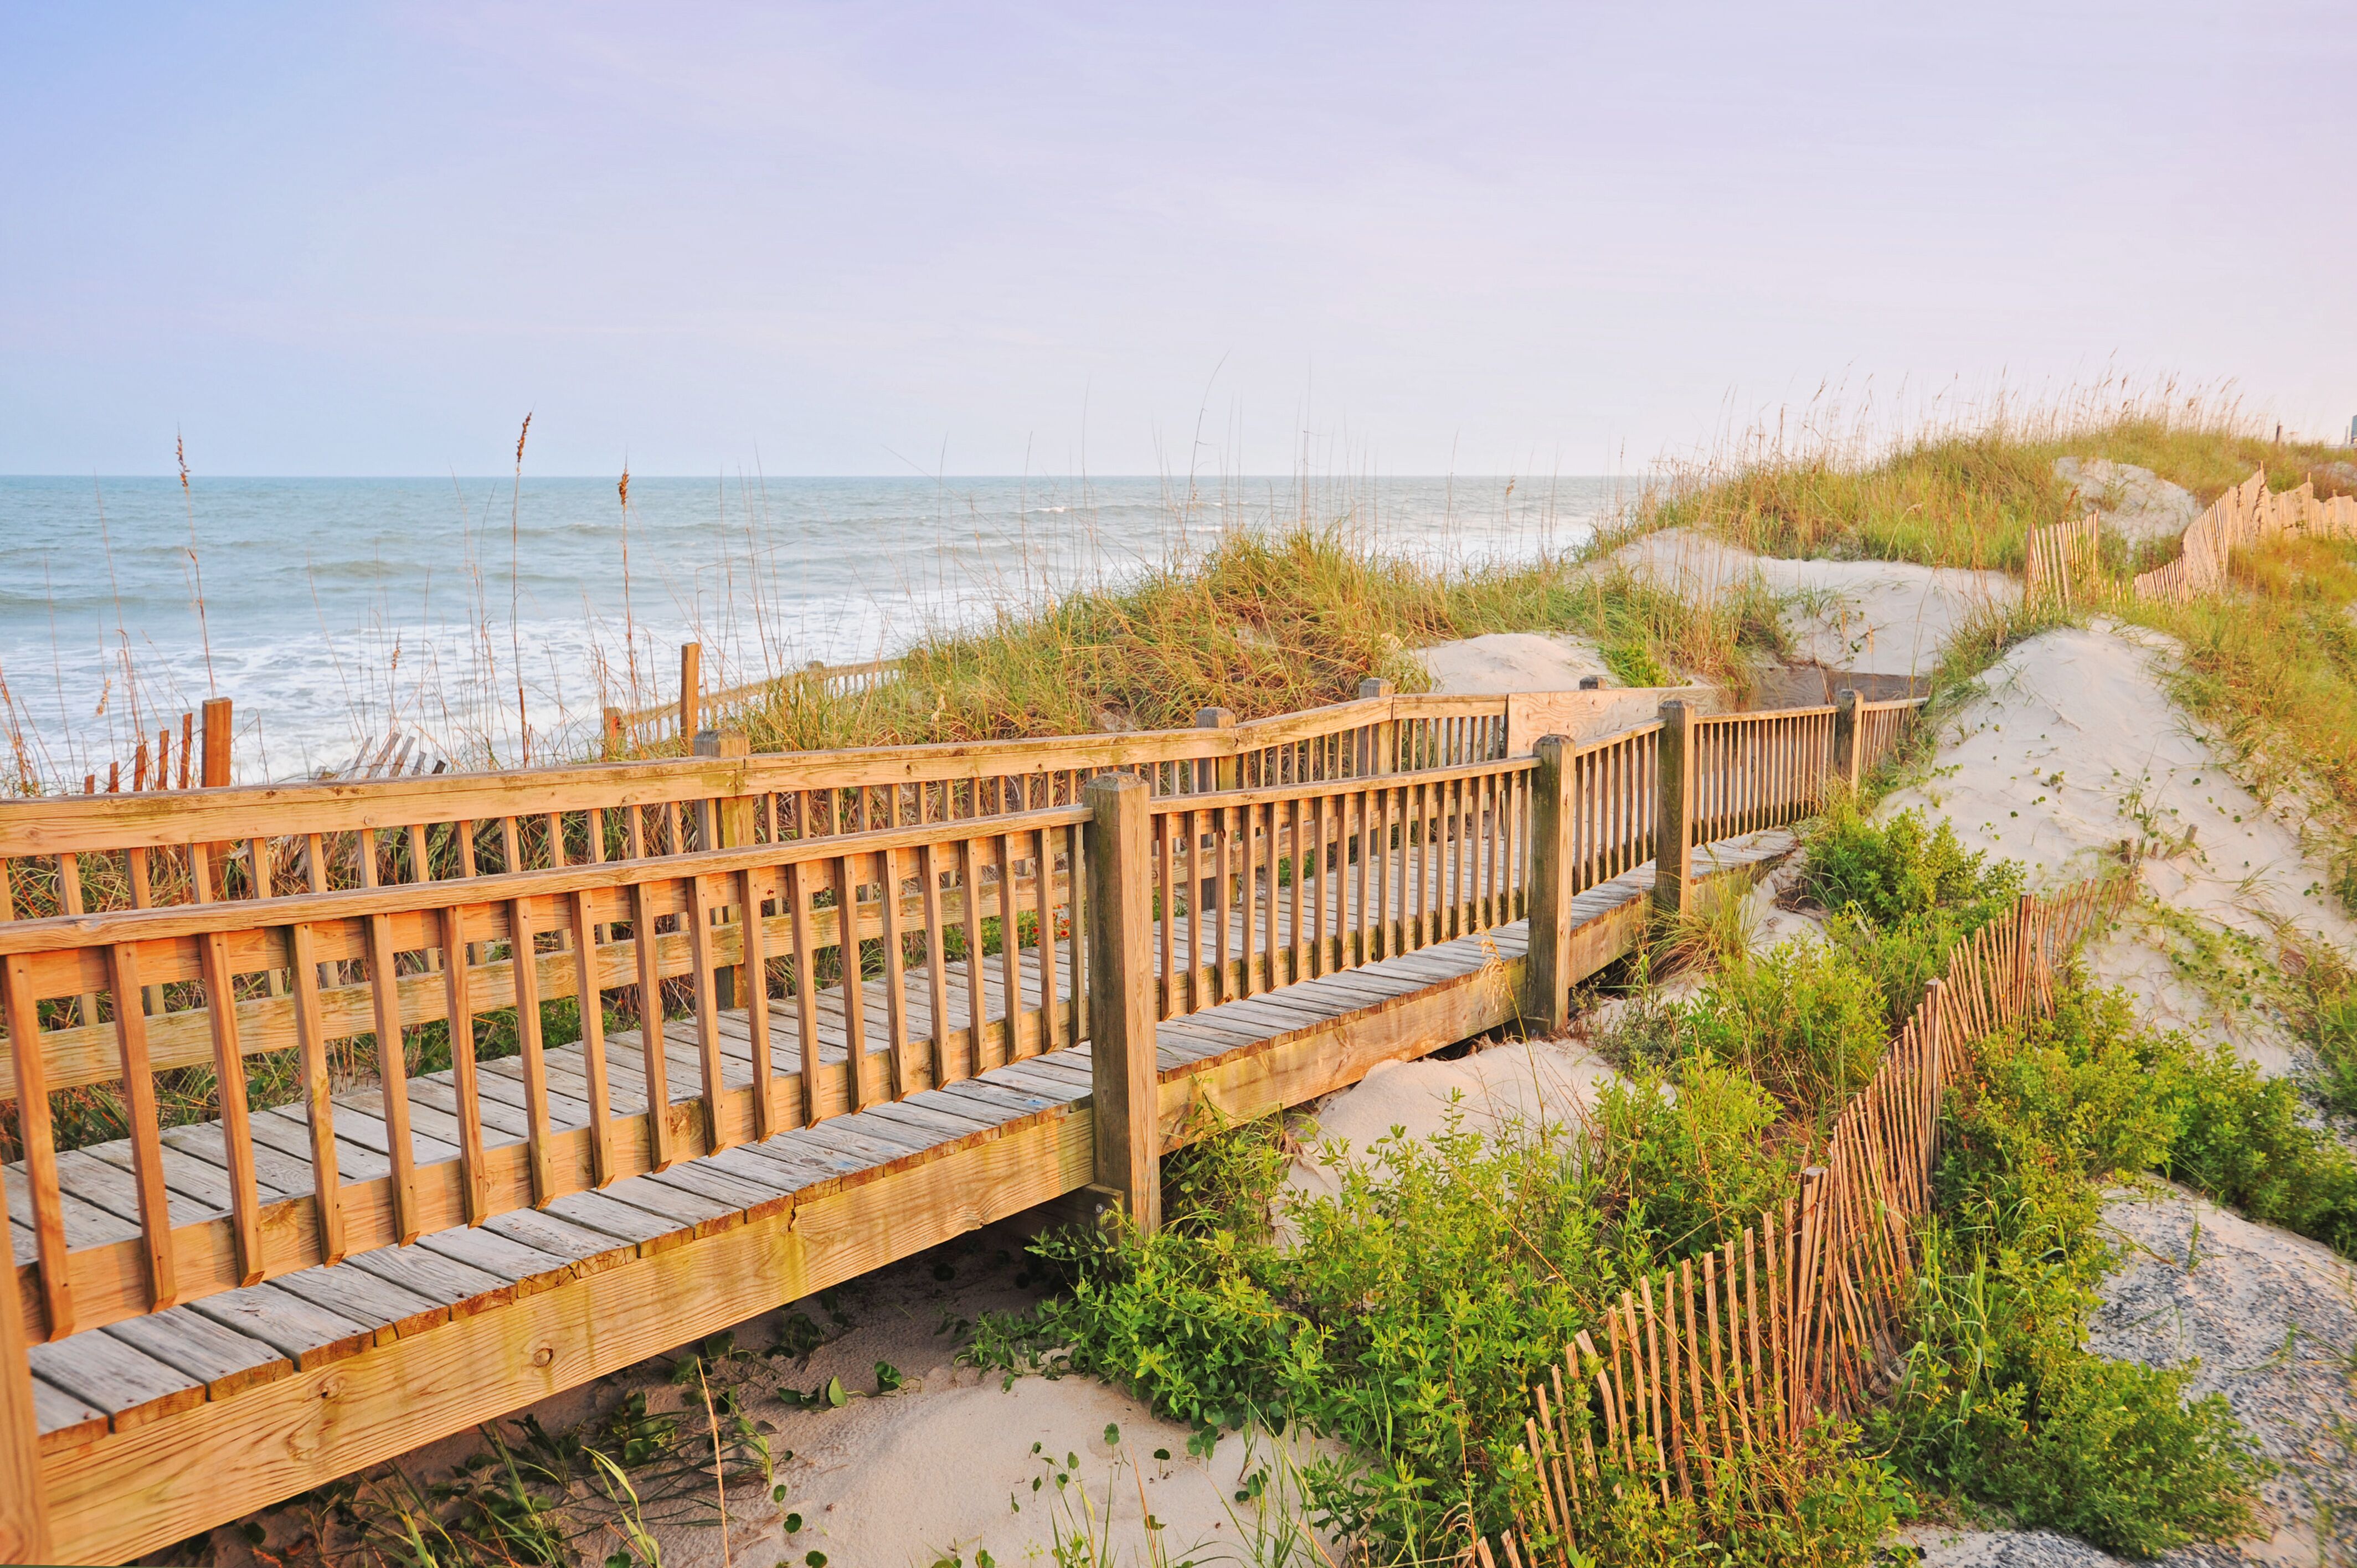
[210,1231,1340,1568]
[1415,630,1614,693]
[2054,457,2202,548]
[1284,1040,1618,1209]
[1876,621,2356,1074]
[1607,528,2017,678]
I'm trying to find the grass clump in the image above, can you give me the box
[732,529,1793,754]
[1872,984,2269,1557]
[969,1101,1896,1564]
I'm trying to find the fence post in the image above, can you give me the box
[1524,735,1576,1033]
[1196,706,1238,792]
[694,729,754,1008]
[678,642,702,743]
[1831,689,1861,791]
[601,705,626,761]
[1358,678,1396,776]
[0,1166,50,1564]
[1083,772,1160,1234]
[1652,699,1694,917]
[199,697,233,787]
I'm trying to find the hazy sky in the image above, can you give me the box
[4,2,2350,476]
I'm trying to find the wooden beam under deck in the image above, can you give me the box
[32,837,1787,1565]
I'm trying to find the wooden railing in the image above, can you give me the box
[1478,880,2123,1567]
[1146,755,1538,1018]
[0,682,1923,1562]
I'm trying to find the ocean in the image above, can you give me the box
[0,473,1623,786]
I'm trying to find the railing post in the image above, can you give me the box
[0,1166,52,1564]
[1357,678,1396,776]
[694,729,754,1008]
[1196,706,1237,792]
[1083,771,1160,1234]
[678,641,702,744]
[1832,688,1861,791]
[1524,735,1576,1033]
[601,705,626,761]
[1653,699,1694,917]
[199,696,232,787]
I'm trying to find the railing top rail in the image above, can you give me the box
[1143,752,1537,817]
[1692,703,1838,726]
[0,801,1094,958]
[0,694,1439,857]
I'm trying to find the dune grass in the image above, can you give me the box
[728,532,1792,755]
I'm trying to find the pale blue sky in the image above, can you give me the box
[4,2,2349,476]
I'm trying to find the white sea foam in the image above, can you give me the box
[0,473,1622,784]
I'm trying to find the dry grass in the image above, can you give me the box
[723,529,1794,755]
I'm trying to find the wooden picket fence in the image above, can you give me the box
[2132,467,2357,604]
[1478,879,2123,1567]
[2023,512,2101,609]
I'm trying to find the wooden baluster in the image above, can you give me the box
[990,837,1020,1061]
[739,869,776,1139]
[508,896,555,1200]
[55,854,102,1030]
[918,843,953,1085]
[1156,814,1177,1017]
[104,944,177,1307]
[285,922,345,1263]
[440,905,490,1220]
[568,890,617,1182]
[2,955,73,1336]
[1030,830,1058,1051]
[835,855,873,1094]
[630,881,676,1165]
[1211,806,1232,1002]
[198,932,264,1283]
[784,859,827,1121]
[363,913,421,1244]
[958,839,986,1075]
[879,848,913,1095]
[685,873,732,1148]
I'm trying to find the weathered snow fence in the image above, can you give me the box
[1481,879,2125,1568]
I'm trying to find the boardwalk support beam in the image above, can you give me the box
[1083,771,1159,1234]
[1524,735,1575,1033]
[1653,699,1694,917]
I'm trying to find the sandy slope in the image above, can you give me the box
[2054,458,2202,547]
[1607,528,2017,678]
[1877,620,2355,1077]
[1416,631,1613,693]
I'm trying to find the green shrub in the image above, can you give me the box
[972,1101,1898,1561]
[1680,940,1890,1124]
[1873,988,2268,1556]
[1590,1056,1796,1260]
[1804,801,2023,930]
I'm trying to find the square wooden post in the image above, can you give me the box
[601,705,626,761]
[1196,706,1238,792]
[1652,699,1694,917]
[199,697,232,787]
[1831,688,1861,790]
[694,729,754,1008]
[1083,772,1160,1234]
[678,641,702,745]
[1357,677,1396,776]
[0,1165,52,1564]
[1523,735,1576,1033]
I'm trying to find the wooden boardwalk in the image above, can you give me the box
[13,827,1790,1474]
